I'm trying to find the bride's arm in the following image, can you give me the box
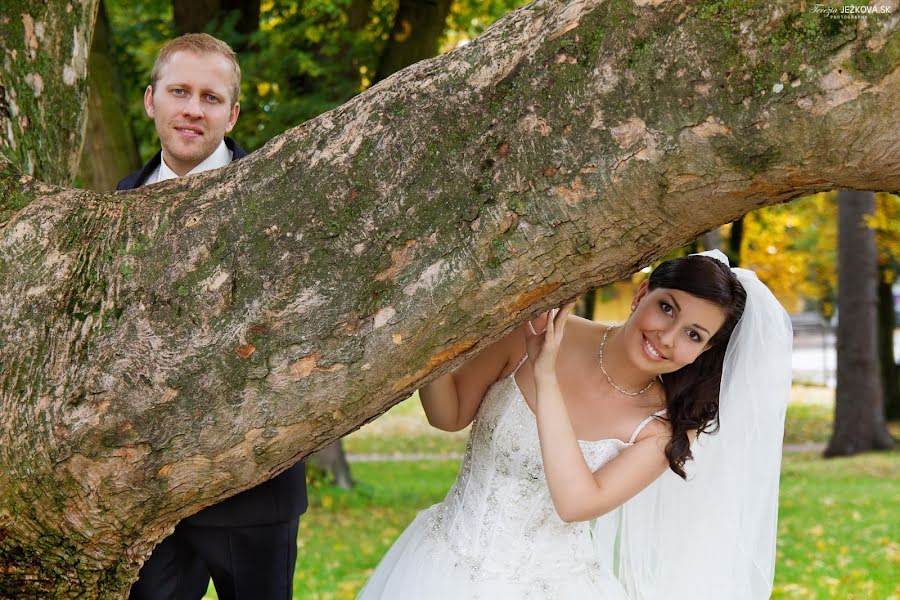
[535,374,673,522]
[419,316,547,432]
[529,304,685,522]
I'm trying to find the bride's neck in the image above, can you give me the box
[599,326,659,393]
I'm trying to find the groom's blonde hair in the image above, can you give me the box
[150,33,241,106]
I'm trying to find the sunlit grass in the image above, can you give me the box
[773,451,900,599]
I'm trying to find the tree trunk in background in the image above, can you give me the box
[308,440,355,489]
[702,227,722,252]
[78,0,141,192]
[728,216,744,267]
[172,0,260,39]
[373,0,452,84]
[878,265,900,419]
[0,0,97,185]
[173,0,219,35]
[348,0,374,31]
[574,288,596,320]
[2,0,900,595]
[825,191,896,457]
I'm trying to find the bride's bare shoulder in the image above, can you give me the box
[565,313,606,333]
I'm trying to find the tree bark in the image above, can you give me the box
[0,0,98,185]
[78,0,141,192]
[373,0,453,84]
[825,191,896,457]
[1,0,900,595]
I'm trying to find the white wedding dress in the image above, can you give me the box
[357,356,665,599]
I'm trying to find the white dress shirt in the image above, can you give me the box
[147,139,233,184]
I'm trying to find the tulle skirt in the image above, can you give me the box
[357,505,630,599]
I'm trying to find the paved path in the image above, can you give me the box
[347,443,827,463]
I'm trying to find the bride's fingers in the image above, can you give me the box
[551,302,576,342]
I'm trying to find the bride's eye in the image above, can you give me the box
[659,301,673,315]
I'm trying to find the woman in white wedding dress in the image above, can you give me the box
[357,251,792,599]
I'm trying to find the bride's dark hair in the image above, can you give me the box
[648,255,746,479]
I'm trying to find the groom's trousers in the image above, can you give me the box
[128,517,300,600]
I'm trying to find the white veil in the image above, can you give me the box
[593,249,793,599]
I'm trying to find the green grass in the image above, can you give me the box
[202,387,899,599]
[774,451,900,599]
[784,386,834,445]
[341,392,470,456]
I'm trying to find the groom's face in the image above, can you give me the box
[144,50,240,176]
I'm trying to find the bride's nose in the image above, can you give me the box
[657,327,676,350]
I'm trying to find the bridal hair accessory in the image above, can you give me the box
[598,326,655,396]
[593,249,792,599]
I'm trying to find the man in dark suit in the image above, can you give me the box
[120,33,307,600]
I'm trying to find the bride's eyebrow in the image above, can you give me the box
[664,293,711,335]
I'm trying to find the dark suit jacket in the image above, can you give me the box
[117,137,308,526]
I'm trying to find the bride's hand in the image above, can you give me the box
[524,302,576,382]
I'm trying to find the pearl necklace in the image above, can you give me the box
[598,326,656,396]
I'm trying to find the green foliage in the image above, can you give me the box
[232,0,398,150]
[106,0,175,162]
[104,0,529,159]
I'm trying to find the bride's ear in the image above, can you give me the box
[632,280,650,307]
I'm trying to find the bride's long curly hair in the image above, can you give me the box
[648,255,747,479]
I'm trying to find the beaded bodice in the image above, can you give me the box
[421,369,642,582]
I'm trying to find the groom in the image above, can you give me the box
[119,33,307,599]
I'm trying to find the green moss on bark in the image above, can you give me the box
[850,30,900,82]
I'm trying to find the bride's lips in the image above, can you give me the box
[641,334,667,361]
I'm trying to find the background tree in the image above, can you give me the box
[2,0,899,595]
[372,0,453,84]
[78,0,142,191]
[173,0,261,41]
[870,193,900,419]
[825,191,896,456]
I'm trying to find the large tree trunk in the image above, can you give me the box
[78,0,141,192]
[1,0,899,596]
[825,191,896,457]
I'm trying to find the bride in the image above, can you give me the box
[357,250,792,599]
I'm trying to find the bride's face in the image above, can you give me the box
[624,282,728,375]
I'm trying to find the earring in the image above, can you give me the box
[631,304,636,311]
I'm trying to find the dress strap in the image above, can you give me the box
[512,352,529,374]
[628,409,667,444]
